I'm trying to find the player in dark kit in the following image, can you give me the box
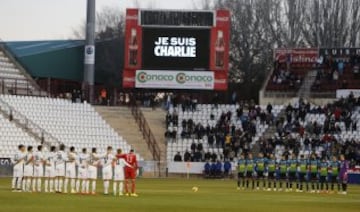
[297,155,308,192]
[328,156,340,194]
[338,154,349,195]
[266,154,277,191]
[254,153,268,190]
[309,154,320,193]
[278,155,288,191]
[287,154,298,192]
[237,154,246,190]
[319,158,329,193]
[245,154,255,190]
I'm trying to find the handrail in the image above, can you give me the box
[0,96,61,148]
[131,104,161,162]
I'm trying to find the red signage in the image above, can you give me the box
[274,48,318,65]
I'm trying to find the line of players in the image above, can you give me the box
[11,144,139,197]
[236,153,350,194]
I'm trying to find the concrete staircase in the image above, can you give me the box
[297,70,317,99]
[251,107,287,156]
[140,108,167,173]
[94,106,153,160]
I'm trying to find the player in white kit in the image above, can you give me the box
[55,144,67,193]
[76,148,89,194]
[22,146,34,192]
[65,146,77,193]
[44,146,56,192]
[113,148,132,196]
[32,145,44,192]
[88,147,100,194]
[11,144,26,192]
[101,146,114,195]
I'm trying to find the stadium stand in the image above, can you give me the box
[259,96,360,165]
[166,93,360,166]
[0,48,42,95]
[0,113,39,158]
[165,103,284,162]
[0,95,143,160]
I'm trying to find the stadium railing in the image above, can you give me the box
[130,101,162,176]
[0,96,61,148]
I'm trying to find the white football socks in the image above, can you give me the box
[104,181,109,194]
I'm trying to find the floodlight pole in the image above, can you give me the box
[83,0,96,103]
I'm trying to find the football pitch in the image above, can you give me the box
[0,178,359,212]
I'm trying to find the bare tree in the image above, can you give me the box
[302,0,360,47]
[210,0,360,93]
[71,6,124,40]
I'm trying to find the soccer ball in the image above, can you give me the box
[192,186,199,192]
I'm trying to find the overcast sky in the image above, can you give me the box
[0,0,210,41]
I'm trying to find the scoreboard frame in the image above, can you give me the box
[122,8,230,91]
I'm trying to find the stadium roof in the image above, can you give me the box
[4,40,85,57]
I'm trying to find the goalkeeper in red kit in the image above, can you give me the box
[117,149,138,197]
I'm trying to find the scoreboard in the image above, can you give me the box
[122,9,230,90]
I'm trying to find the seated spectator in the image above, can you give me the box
[183,150,191,162]
[211,152,218,162]
[337,60,344,75]
[333,70,339,81]
[204,151,211,161]
[194,150,202,162]
[173,152,182,162]
[197,142,203,152]
[266,103,273,114]
[208,134,215,147]
[190,141,196,152]
[353,65,359,78]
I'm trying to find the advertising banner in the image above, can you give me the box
[319,48,360,62]
[135,70,214,90]
[0,158,12,177]
[84,45,95,65]
[274,48,318,64]
[124,9,142,69]
[336,89,360,98]
[210,9,231,71]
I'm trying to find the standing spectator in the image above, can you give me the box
[216,160,223,177]
[204,161,211,177]
[266,103,273,114]
[223,159,232,177]
[190,141,196,153]
[100,88,107,105]
[337,60,344,75]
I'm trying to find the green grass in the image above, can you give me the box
[0,178,359,212]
